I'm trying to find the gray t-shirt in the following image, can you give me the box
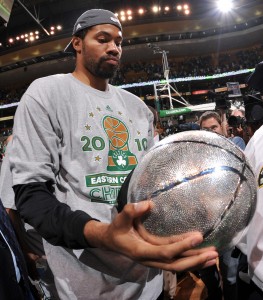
[10,74,162,300]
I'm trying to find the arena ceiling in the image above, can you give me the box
[0,0,263,88]
[2,0,262,35]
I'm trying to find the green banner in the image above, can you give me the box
[159,107,192,117]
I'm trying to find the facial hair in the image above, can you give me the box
[82,45,120,79]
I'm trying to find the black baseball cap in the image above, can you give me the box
[244,94,263,123]
[64,9,122,53]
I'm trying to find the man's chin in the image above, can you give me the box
[97,68,118,79]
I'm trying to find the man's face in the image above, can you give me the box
[78,24,123,79]
[201,117,224,135]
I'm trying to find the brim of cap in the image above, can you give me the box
[64,39,75,53]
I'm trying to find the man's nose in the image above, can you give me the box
[106,41,120,54]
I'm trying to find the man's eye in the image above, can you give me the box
[98,39,106,43]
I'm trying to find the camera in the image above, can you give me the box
[228,115,246,128]
[164,122,200,135]
[215,95,231,110]
[175,122,200,132]
[209,92,231,110]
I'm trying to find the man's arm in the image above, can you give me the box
[14,182,95,249]
[14,181,219,273]
[6,208,40,280]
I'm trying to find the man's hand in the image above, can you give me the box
[83,200,218,272]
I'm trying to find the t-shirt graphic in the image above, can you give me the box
[103,116,137,171]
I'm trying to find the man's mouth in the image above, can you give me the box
[104,57,119,65]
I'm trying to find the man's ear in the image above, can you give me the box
[72,37,82,53]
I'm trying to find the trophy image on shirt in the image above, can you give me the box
[103,116,137,171]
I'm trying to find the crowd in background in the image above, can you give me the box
[0,46,262,144]
[112,46,263,85]
[1,46,263,108]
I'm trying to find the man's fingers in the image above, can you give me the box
[140,251,218,272]
[132,234,207,262]
[180,245,217,257]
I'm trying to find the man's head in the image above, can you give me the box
[65,9,122,53]
[199,111,224,135]
[227,109,246,138]
[231,109,245,118]
[65,9,123,80]
[244,94,263,137]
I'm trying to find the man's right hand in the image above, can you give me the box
[83,200,218,273]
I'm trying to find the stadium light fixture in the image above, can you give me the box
[216,0,234,13]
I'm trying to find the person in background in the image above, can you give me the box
[9,9,218,300]
[228,108,250,144]
[0,135,59,299]
[147,105,161,143]
[0,134,13,171]
[236,93,263,300]
[0,198,35,299]
[200,110,246,150]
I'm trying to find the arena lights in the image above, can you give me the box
[152,6,161,13]
[115,10,132,21]
[50,25,62,35]
[10,31,39,45]
[114,3,191,22]
[138,8,145,15]
[216,0,234,13]
[2,25,62,49]
[176,3,191,15]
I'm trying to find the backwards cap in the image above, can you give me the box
[244,94,263,124]
[64,9,122,53]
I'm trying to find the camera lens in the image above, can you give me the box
[228,116,239,127]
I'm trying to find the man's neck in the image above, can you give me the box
[72,70,109,91]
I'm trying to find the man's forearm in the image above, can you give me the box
[14,181,95,249]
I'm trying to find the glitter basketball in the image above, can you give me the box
[127,130,257,253]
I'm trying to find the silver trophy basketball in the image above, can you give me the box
[127,130,257,253]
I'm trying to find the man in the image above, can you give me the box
[0,136,58,299]
[200,110,246,150]
[236,94,263,299]
[228,108,249,144]
[9,9,218,299]
[199,111,224,135]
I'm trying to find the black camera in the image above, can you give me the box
[209,92,231,110]
[176,122,200,132]
[228,115,246,128]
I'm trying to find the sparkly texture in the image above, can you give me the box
[127,130,257,253]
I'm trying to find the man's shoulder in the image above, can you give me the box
[30,73,71,88]
[24,74,72,101]
[115,87,149,109]
[229,136,246,150]
[112,85,140,99]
